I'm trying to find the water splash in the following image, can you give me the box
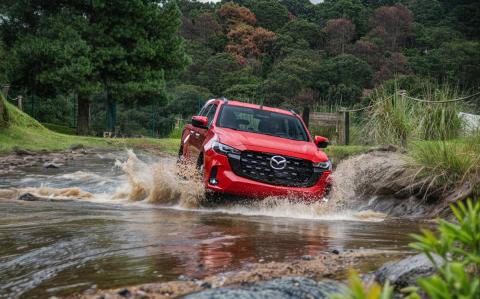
[0,150,393,222]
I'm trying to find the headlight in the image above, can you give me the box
[212,141,241,155]
[313,160,332,170]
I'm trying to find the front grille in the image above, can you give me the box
[228,151,320,187]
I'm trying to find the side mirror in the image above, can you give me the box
[314,136,329,148]
[192,115,208,128]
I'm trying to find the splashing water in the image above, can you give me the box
[0,150,391,222]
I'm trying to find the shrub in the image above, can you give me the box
[330,199,480,299]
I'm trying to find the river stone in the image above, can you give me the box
[181,277,345,299]
[375,253,443,289]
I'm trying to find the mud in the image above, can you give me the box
[73,250,402,299]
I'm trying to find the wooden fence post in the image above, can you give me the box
[344,110,350,145]
[336,110,350,145]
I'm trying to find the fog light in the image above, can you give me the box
[209,166,218,185]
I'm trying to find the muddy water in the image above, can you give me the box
[0,152,425,298]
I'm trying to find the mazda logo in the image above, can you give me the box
[270,155,287,170]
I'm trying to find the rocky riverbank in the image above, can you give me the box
[70,250,440,299]
[0,145,94,176]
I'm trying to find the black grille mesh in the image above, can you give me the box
[229,151,318,187]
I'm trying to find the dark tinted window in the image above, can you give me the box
[205,104,217,126]
[217,105,308,141]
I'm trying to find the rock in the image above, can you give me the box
[331,249,340,255]
[375,253,443,289]
[17,193,74,202]
[200,282,212,289]
[69,144,85,151]
[181,277,345,299]
[301,255,313,261]
[117,288,131,297]
[44,162,62,169]
[13,147,35,156]
[17,193,39,201]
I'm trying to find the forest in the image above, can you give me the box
[0,0,479,138]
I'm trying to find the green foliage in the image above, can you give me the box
[318,55,373,105]
[409,199,480,298]
[407,41,480,87]
[279,19,325,49]
[409,136,480,193]
[248,0,289,32]
[197,52,241,95]
[330,270,394,299]
[168,84,212,117]
[320,0,368,34]
[362,83,464,146]
[363,88,413,146]
[331,199,480,299]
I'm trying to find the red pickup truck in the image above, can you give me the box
[179,99,332,200]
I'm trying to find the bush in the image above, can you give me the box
[330,199,480,299]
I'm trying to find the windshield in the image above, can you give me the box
[217,105,309,141]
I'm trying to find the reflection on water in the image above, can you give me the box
[0,152,424,298]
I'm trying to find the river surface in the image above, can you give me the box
[0,151,426,298]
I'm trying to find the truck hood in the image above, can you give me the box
[215,128,328,162]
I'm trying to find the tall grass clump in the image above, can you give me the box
[362,87,414,146]
[416,84,463,140]
[409,135,480,196]
[362,82,465,146]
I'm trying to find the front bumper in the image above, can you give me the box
[203,149,331,200]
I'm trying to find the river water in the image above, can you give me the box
[0,151,425,298]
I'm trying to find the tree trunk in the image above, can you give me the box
[77,96,90,135]
[302,106,310,128]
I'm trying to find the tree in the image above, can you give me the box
[351,40,383,69]
[225,24,276,64]
[320,0,368,34]
[168,84,212,118]
[368,4,414,51]
[279,19,325,49]
[218,2,256,30]
[197,53,242,95]
[6,10,99,135]
[373,52,409,85]
[2,0,188,135]
[249,0,290,32]
[325,18,356,55]
[402,0,444,26]
[261,50,322,121]
[317,54,373,104]
[280,0,316,19]
[407,40,480,87]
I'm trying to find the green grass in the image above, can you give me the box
[42,123,77,135]
[0,96,180,155]
[325,145,372,163]
[408,135,480,194]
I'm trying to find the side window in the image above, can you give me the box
[198,103,209,116]
[205,104,218,127]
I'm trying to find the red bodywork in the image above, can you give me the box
[181,99,332,200]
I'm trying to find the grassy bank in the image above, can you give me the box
[0,96,180,155]
[408,135,480,196]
